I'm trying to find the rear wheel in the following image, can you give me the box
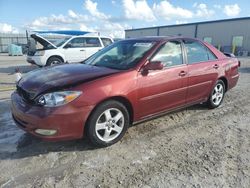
[46,57,63,66]
[86,100,129,147]
[207,80,225,109]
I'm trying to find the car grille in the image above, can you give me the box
[16,86,35,103]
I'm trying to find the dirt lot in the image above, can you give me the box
[0,55,249,188]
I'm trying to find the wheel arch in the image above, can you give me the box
[46,55,65,65]
[218,76,228,92]
[85,96,134,134]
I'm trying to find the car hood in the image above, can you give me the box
[17,64,121,99]
[31,34,57,49]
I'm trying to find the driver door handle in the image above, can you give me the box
[80,49,85,51]
[213,64,219,69]
[179,71,187,77]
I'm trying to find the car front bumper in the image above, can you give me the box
[11,91,92,141]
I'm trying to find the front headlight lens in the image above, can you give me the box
[38,91,82,107]
[34,50,45,56]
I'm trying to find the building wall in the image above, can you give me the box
[196,19,250,51]
[125,28,158,38]
[125,18,250,55]
[159,25,196,37]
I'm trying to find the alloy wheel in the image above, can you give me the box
[211,83,224,106]
[95,108,124,142]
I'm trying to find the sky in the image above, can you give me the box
[0,0,249,38]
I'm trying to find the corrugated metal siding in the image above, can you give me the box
[125,28,158,38]
[196,19,250,51]
[125,18,250,54]
[159,25,196,37]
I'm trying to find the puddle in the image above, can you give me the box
[0,101,24,153]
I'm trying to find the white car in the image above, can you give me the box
[27,33,113,66]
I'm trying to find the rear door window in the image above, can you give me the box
[184,40,217,64]
[67,38,85,48]
[84,37,101,47]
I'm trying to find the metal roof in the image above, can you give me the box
[125,17,250,31]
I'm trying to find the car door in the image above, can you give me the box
[183,39,219,104]
[63,37,86,63]
[137,40,188,118]
[84,37,103,58]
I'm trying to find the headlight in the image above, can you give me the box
[34,51,45,56]
[38,91,82,107]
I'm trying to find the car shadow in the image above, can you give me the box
[0,132,97,160]
[131,103,208,127]
[0,99,98,160]
[0,100,208,160]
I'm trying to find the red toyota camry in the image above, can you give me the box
[11,37,240,147]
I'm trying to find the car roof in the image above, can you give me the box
[123,36,200,42]
[71,35,112,39]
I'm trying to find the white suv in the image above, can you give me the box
[27,33,113,66]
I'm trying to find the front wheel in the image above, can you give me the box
[207,80,225,109]
[86,100,129,147]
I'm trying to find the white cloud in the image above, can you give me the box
[101,22,130,38]
[21,0,132,38]
[27,11,92,30]
[84,0,110,20]
[68,10,78,18]
[223,4,241,17]
[175,20,187,25]
[27,10,129,38]
[0,23,19,34]
[79,24,96,32]
[123,0,156,22]
[213,4,221,9]
[153,0,193,20]
[195,3,215,18]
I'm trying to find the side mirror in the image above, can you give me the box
[143,61,164,71]
[64,43,72,48]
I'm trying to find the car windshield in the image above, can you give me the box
[53,37,71,47]
[84,40,156,70]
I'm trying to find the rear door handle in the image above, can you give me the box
[179,71,187,77]
[213,64,219,69]
[80,49,85,51]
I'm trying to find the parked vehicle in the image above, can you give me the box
[26,33,113,66]
[11,37,240,147]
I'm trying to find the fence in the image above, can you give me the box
[0,33,65,53]
[0,33,28,53]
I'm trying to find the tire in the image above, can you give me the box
[207,80,225,109]
[46,57,63,66]
[86,100,129,147]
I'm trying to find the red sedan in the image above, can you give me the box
[11,37,240,146]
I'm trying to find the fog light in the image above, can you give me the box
[35,129,57,136]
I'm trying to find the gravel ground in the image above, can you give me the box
[0,56,249,188]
